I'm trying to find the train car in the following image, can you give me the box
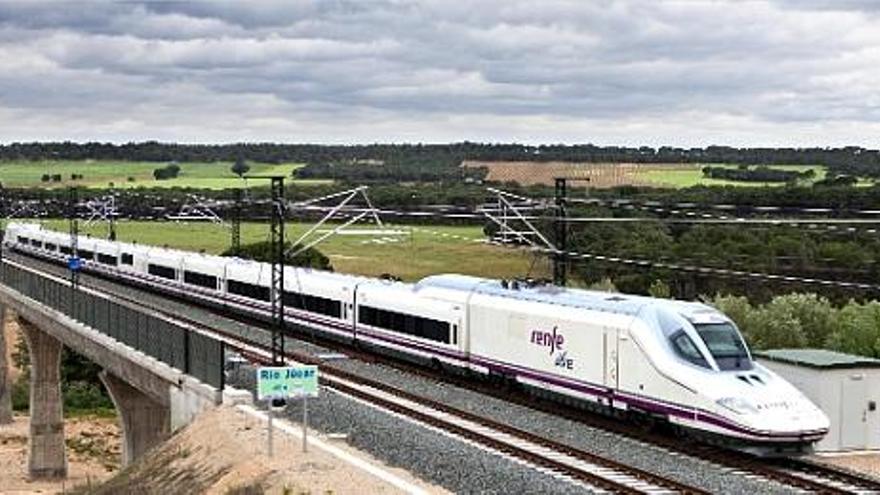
[117,243,154,275]
[282,267,356,340]
[0,223,830,455]
[419,274,829,454]
[93,239,121,268]
[143,247,184,284]
[181,252,226,292]
[354,278,465,366]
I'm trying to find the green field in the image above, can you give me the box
[35,220,544,282]
[0,161,332,189]
[638,164,832,188]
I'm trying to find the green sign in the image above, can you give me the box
[256,365,319,400]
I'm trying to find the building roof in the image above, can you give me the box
[756,348,880,369]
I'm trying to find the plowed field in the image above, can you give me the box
[461,161,691,188]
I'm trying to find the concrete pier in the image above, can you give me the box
[0,305,13,424]
[19,318,67,479]
[0,264,222,469]
[100,371,170,466]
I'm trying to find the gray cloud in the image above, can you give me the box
[0,0,877,145]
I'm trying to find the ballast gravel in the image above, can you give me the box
[14,254,800,494]
[229,366,593,495]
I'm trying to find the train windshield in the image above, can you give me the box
[693,323,752,371]
[669,330,711,369]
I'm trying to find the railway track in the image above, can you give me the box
[772,458,880,494]
[9,253,880,494]
[265,350,708,495]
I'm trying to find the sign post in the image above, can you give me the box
[302,394,308,453]
[256,365,319,455]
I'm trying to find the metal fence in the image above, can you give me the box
[0,262,224,389]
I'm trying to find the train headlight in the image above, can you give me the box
[717,397,759,415]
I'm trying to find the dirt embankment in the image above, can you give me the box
[91,405,446,495]
[0,414,120,494]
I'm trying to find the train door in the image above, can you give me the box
[840,374,869,450]
[603,327,619,390]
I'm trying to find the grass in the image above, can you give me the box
[0,160,332,189]
[638,164,833,188]
[37,220,547,282]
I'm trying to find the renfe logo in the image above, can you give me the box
[530,326,564,355]
[530,326,574,369]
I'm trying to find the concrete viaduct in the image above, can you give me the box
[0,259,233,478]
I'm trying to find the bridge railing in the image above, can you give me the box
[0,261,225,389]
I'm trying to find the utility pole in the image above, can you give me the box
[231,188,242,256]
[108,194,117,242]
[68,187,80,290]
[269,177,285,365]
[239,175,286,365]
[554,178,568,287]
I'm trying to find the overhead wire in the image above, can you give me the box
[483,240,880,293]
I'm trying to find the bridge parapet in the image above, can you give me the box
[0,261,224,389]
[0,259,228,472]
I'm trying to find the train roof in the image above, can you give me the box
[415,274,719,319]
[8,223,722,321]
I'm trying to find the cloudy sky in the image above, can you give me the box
[0,0,878,146]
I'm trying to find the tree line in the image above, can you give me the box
[3,141,880,178]
[567,215,880,305]
[701,165,815,183]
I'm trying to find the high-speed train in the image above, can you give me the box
[3,222,829,455]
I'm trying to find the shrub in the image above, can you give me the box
[64,381,114,411]
[153,163,182,181]
[647,279,671,298]
[826,301,880,358]
[221,241,332,271]
[587,278,617,292]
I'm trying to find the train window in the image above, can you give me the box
[184,271,217,290]
[358,305,451,344]
[669,330,710,369]
[59,246,72,255]
[121,253,134,265]
[148,264,177,280]
[44,243,57,252]
[283,291,342,318]
[30,239,42,248]
[227,280,270,302]
[97,254,118,266]
[17,236,28,244]
[694,323,752,371]
[78,249,94,260]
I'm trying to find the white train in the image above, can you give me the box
[3,222,829,455]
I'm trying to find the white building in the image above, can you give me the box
[756,349,880,452]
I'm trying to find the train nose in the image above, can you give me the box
[726,374,830,436]
[732,396,830,438]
